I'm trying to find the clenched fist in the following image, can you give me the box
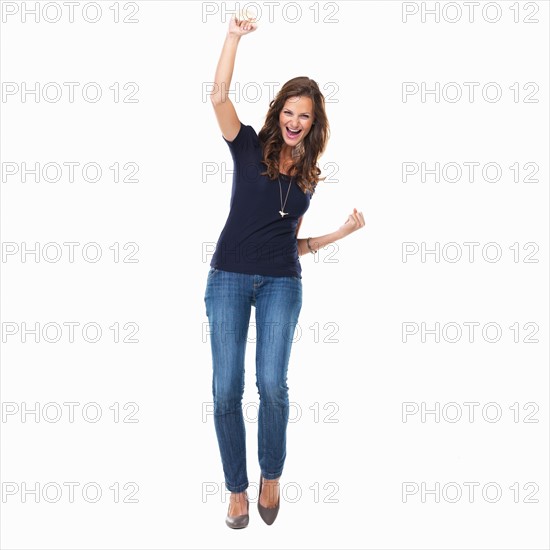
[228,14,258,36]
[338,208,365,238]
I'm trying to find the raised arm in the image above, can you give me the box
[210,15,257,142]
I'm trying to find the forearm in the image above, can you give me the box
[297,229,344,257]
[211,33,241,104]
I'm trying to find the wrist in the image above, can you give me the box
[334,228,346,240]
[226,32,242,42]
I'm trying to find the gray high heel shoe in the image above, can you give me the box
[258,475,280,525]
[225,492,249,529]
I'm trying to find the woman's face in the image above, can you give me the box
[278,96,314,148]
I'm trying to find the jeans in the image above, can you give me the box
[204,267,303,493]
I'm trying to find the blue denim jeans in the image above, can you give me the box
[204,267,303,493]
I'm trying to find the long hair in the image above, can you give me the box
[258,77,330,196]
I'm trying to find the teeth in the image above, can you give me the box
[288,127,301,133]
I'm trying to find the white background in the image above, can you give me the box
[1,1,548,549]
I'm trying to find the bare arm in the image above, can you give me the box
[296,208,366,257]
[297,230,344,257]
[210,16,257,142]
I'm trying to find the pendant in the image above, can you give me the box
[279,210,288,217]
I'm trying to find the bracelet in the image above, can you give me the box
[307,237,317,254]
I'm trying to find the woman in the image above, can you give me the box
[205,15,365,529]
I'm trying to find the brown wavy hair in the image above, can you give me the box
[258,76,330,196]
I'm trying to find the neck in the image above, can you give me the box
[280,143,295,159]
[280,144,301,167]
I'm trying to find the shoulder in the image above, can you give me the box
[222,123,260,150]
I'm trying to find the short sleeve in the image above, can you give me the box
[222,123,258,157]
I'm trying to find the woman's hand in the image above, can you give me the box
[338,208,365,238]
[228,14,258,36]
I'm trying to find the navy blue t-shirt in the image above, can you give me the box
[210,122,313,278]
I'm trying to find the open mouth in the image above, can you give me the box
[285,126,302,140]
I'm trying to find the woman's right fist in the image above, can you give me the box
[228,13,258,36]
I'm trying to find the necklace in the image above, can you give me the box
[278,175,292,217]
